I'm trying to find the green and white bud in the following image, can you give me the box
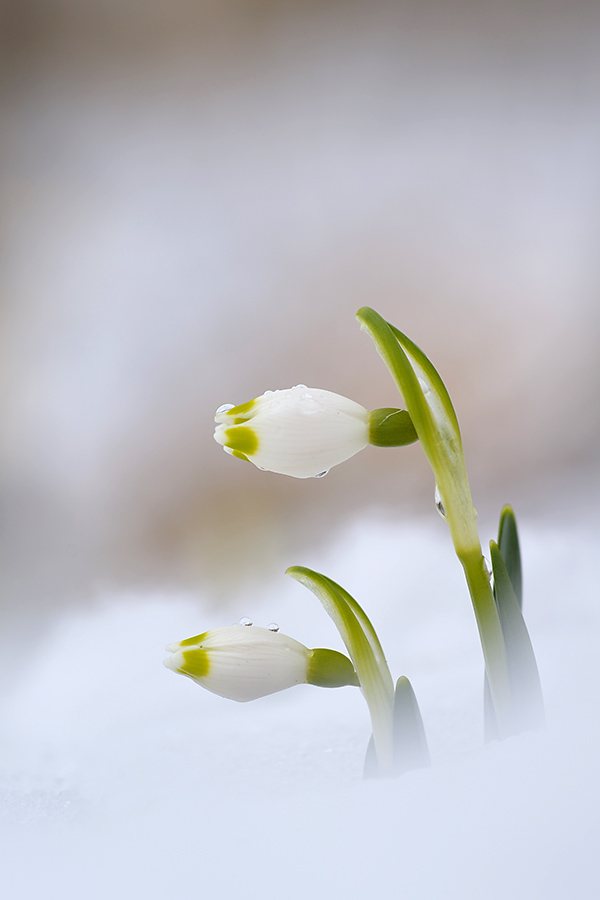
[164,625,358,702]
[213,387,370,478]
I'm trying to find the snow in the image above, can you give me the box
[1,515,598,899]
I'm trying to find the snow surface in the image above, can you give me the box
[1,516,598,900]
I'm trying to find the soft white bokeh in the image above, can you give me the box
[1,6,598,893]
[1,0,599,645]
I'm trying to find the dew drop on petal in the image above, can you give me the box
[314,470,329,478]
[267,623,280,632]
[263,390,274,395]
[216,403,235,415]
[434,485,446,518]
[238,617,253,626]
[293,384,307,389]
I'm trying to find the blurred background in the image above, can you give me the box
[1,0,599,656]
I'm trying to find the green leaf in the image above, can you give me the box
[393,676,431,774]
[357,307,513,736]
[365,677,431,776]
[286,567,394,698]
[385,323,461,440]
[484,502,524,740]
[498,505,522,608]
[356,308,461,462]
[356,306,482,562]
[485,505,525,739]
[490,540,545,731]
[287,566,394,776]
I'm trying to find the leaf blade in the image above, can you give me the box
[490,540,544,731]
[393,676,431,774]
[287,565,394,775]
[498,505,523,608]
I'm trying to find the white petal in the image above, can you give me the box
[243,387,369,478]
[165,626,310,702]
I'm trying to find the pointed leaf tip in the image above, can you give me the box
[497,505,522,608]
[393,676,431,774]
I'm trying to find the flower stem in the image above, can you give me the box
[434,453,514,734]
[459,549,513,736]
[357,307,514,736]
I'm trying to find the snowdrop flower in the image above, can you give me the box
[214,386,416,478]
[164,624,358,702]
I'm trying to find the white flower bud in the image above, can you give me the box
[164,625,358,701]
[164,626,310,702]
[213,387,369,478]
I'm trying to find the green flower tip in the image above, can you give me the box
[222,425,259,457]
[225,398,257,422]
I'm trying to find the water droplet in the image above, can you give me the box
[263,390,274,396]
[293,384,307,389]
[483,557,492,580]
[216,403,235,415]
[434,485,446,518]
[314,470,329,478]
[238,617,253,626]
[267,623,280,632]
[418,377,431,396]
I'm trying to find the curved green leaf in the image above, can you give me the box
[356,308,461,465]
[287,565,394,775]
